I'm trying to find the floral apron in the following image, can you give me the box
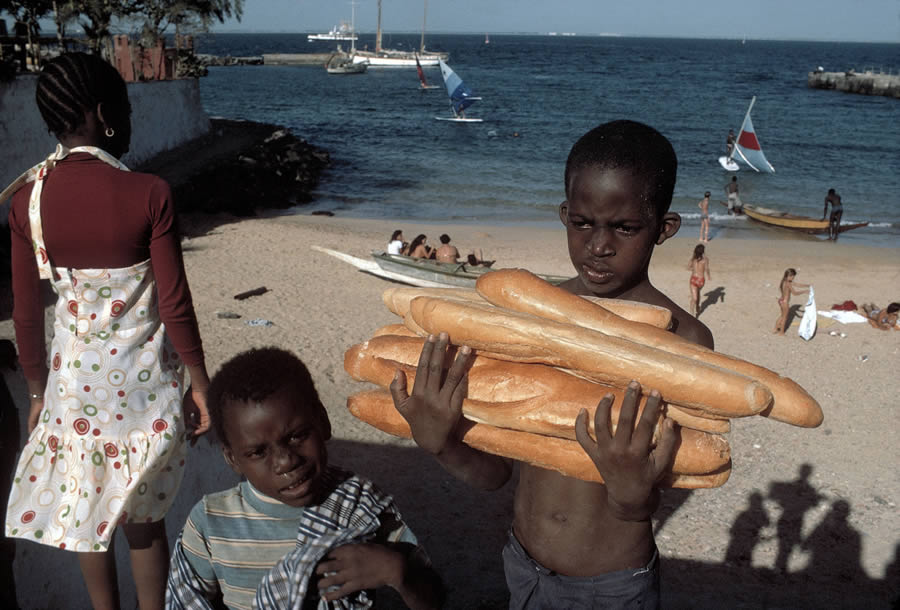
[5,146,187,552]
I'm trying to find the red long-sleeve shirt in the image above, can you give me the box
[9,153,205,380]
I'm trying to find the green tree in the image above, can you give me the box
[1,1,54,69]
[133,1,242,45]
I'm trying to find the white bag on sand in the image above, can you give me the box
[799,286,817,341]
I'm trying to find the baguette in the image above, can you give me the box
[384,285,671,328]
[347,390,732,487]
[345,334,729,435]
[476,269,822,428]
[408,295,772,417]
[371,323,419,338]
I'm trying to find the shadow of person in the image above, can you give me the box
[769,463,824,573]
[0,341,21,610]
[653,488,693,536]
[800,499,866,586]
[698,286,726,317]
[784,304,803,332]
[724,490,770,566]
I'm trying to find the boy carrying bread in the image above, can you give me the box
[390,120,713,607]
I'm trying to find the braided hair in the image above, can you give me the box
[35,52,129,137]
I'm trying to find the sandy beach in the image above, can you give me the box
[2,213,898,608]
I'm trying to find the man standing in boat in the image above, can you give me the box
[725,176,742,214]
[823,188,843,241]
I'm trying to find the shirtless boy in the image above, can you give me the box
[823,188,843,241]
[391,120,713,607]
[434,234,460,263]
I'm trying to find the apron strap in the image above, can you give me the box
[15,144,131,279]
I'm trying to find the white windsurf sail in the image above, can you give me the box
[731,96,775,173]
[438,59,482,119]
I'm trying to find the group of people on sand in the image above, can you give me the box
[388,230,488,266]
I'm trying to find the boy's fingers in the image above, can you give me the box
[389,370,410,410]
[592,394,614,446]
[633,389,662,449]
[650,418,678,478]
[613,382,640,447]
[425,332,450,394]
[575,408,596,455]
[441,345,471,401]
[412,334,437,397]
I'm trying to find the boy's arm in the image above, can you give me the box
[575,381,677,521]
[391,333,513,490]
[166,504,222,607]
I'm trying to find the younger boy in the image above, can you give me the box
[167,347,443,610]
[390,120,713,607]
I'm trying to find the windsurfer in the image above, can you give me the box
[725,129,736,157]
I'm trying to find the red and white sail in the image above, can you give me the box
[732,96,775,173]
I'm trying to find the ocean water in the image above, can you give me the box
[195,33,899,246]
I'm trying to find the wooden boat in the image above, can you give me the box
[312,247,568,288]
[739,203,868,234]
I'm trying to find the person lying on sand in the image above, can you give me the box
[861,302,899,330]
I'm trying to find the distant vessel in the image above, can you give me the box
[352,0,447,67]
[416,54,439,89]
[434,59,483,123]
[308,23,357,41]
[326,2,367,74]
[485,33,490,44]
[718,96,775,173]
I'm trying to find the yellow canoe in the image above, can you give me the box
[737,204,868,235]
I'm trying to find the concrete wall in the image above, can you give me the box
[0,76,210,191]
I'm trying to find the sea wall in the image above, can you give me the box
[807,70,900,99]
[0,76,210,190]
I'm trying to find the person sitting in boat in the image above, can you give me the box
[404,234,434,259]
[435,234,459,263]
[822,188,843,242]
[387,229,406,255]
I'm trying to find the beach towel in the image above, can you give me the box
[817,310,869,324]
[798,286,817,341]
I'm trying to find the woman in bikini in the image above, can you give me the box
[774,268,810,335]
[687,243,711,318]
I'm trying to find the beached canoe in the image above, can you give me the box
[312,247,568,288]
[721,202,869,235]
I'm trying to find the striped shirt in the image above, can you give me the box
[170,467,421,610]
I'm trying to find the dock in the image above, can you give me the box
[262,53,333,66]
[807,69,900,99]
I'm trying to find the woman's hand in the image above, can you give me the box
[183,385,210,445]
[27,396,44,434]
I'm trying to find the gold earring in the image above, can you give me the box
[105,127,115,138]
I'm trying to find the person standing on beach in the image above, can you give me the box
[725,176,742,214]
[774,268,810,335]
[698,191,711,242]
[823,188,843,241]
[3,52,210,609]
[687,243,711,318]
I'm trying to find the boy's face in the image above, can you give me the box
[222,386,330,507]
[560,166,679,297]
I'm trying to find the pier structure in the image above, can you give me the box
[807,68,900,99]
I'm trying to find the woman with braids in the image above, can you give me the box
[2,52,210,609]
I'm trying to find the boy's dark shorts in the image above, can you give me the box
[503,529,660,609]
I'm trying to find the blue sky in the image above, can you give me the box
[214,0,899,42]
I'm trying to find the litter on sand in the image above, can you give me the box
[246,318,274,327]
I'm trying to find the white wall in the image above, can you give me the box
[0,76,210,191]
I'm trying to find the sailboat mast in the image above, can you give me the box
[350,0,356,54]
[375,0,382,53]
[420,0,428,53]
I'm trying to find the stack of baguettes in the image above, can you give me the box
[343,269,823,489]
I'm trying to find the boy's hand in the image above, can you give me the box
[575,381,677,522]
[315,543,405,601]
[390,333,471,456]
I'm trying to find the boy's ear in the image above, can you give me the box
[222,445,242,475]
[558,201,568,226]
[656,212,681,245]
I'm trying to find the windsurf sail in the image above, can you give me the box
[415,54,433,88]
[439,59,481,117]
[730,96,775,173]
